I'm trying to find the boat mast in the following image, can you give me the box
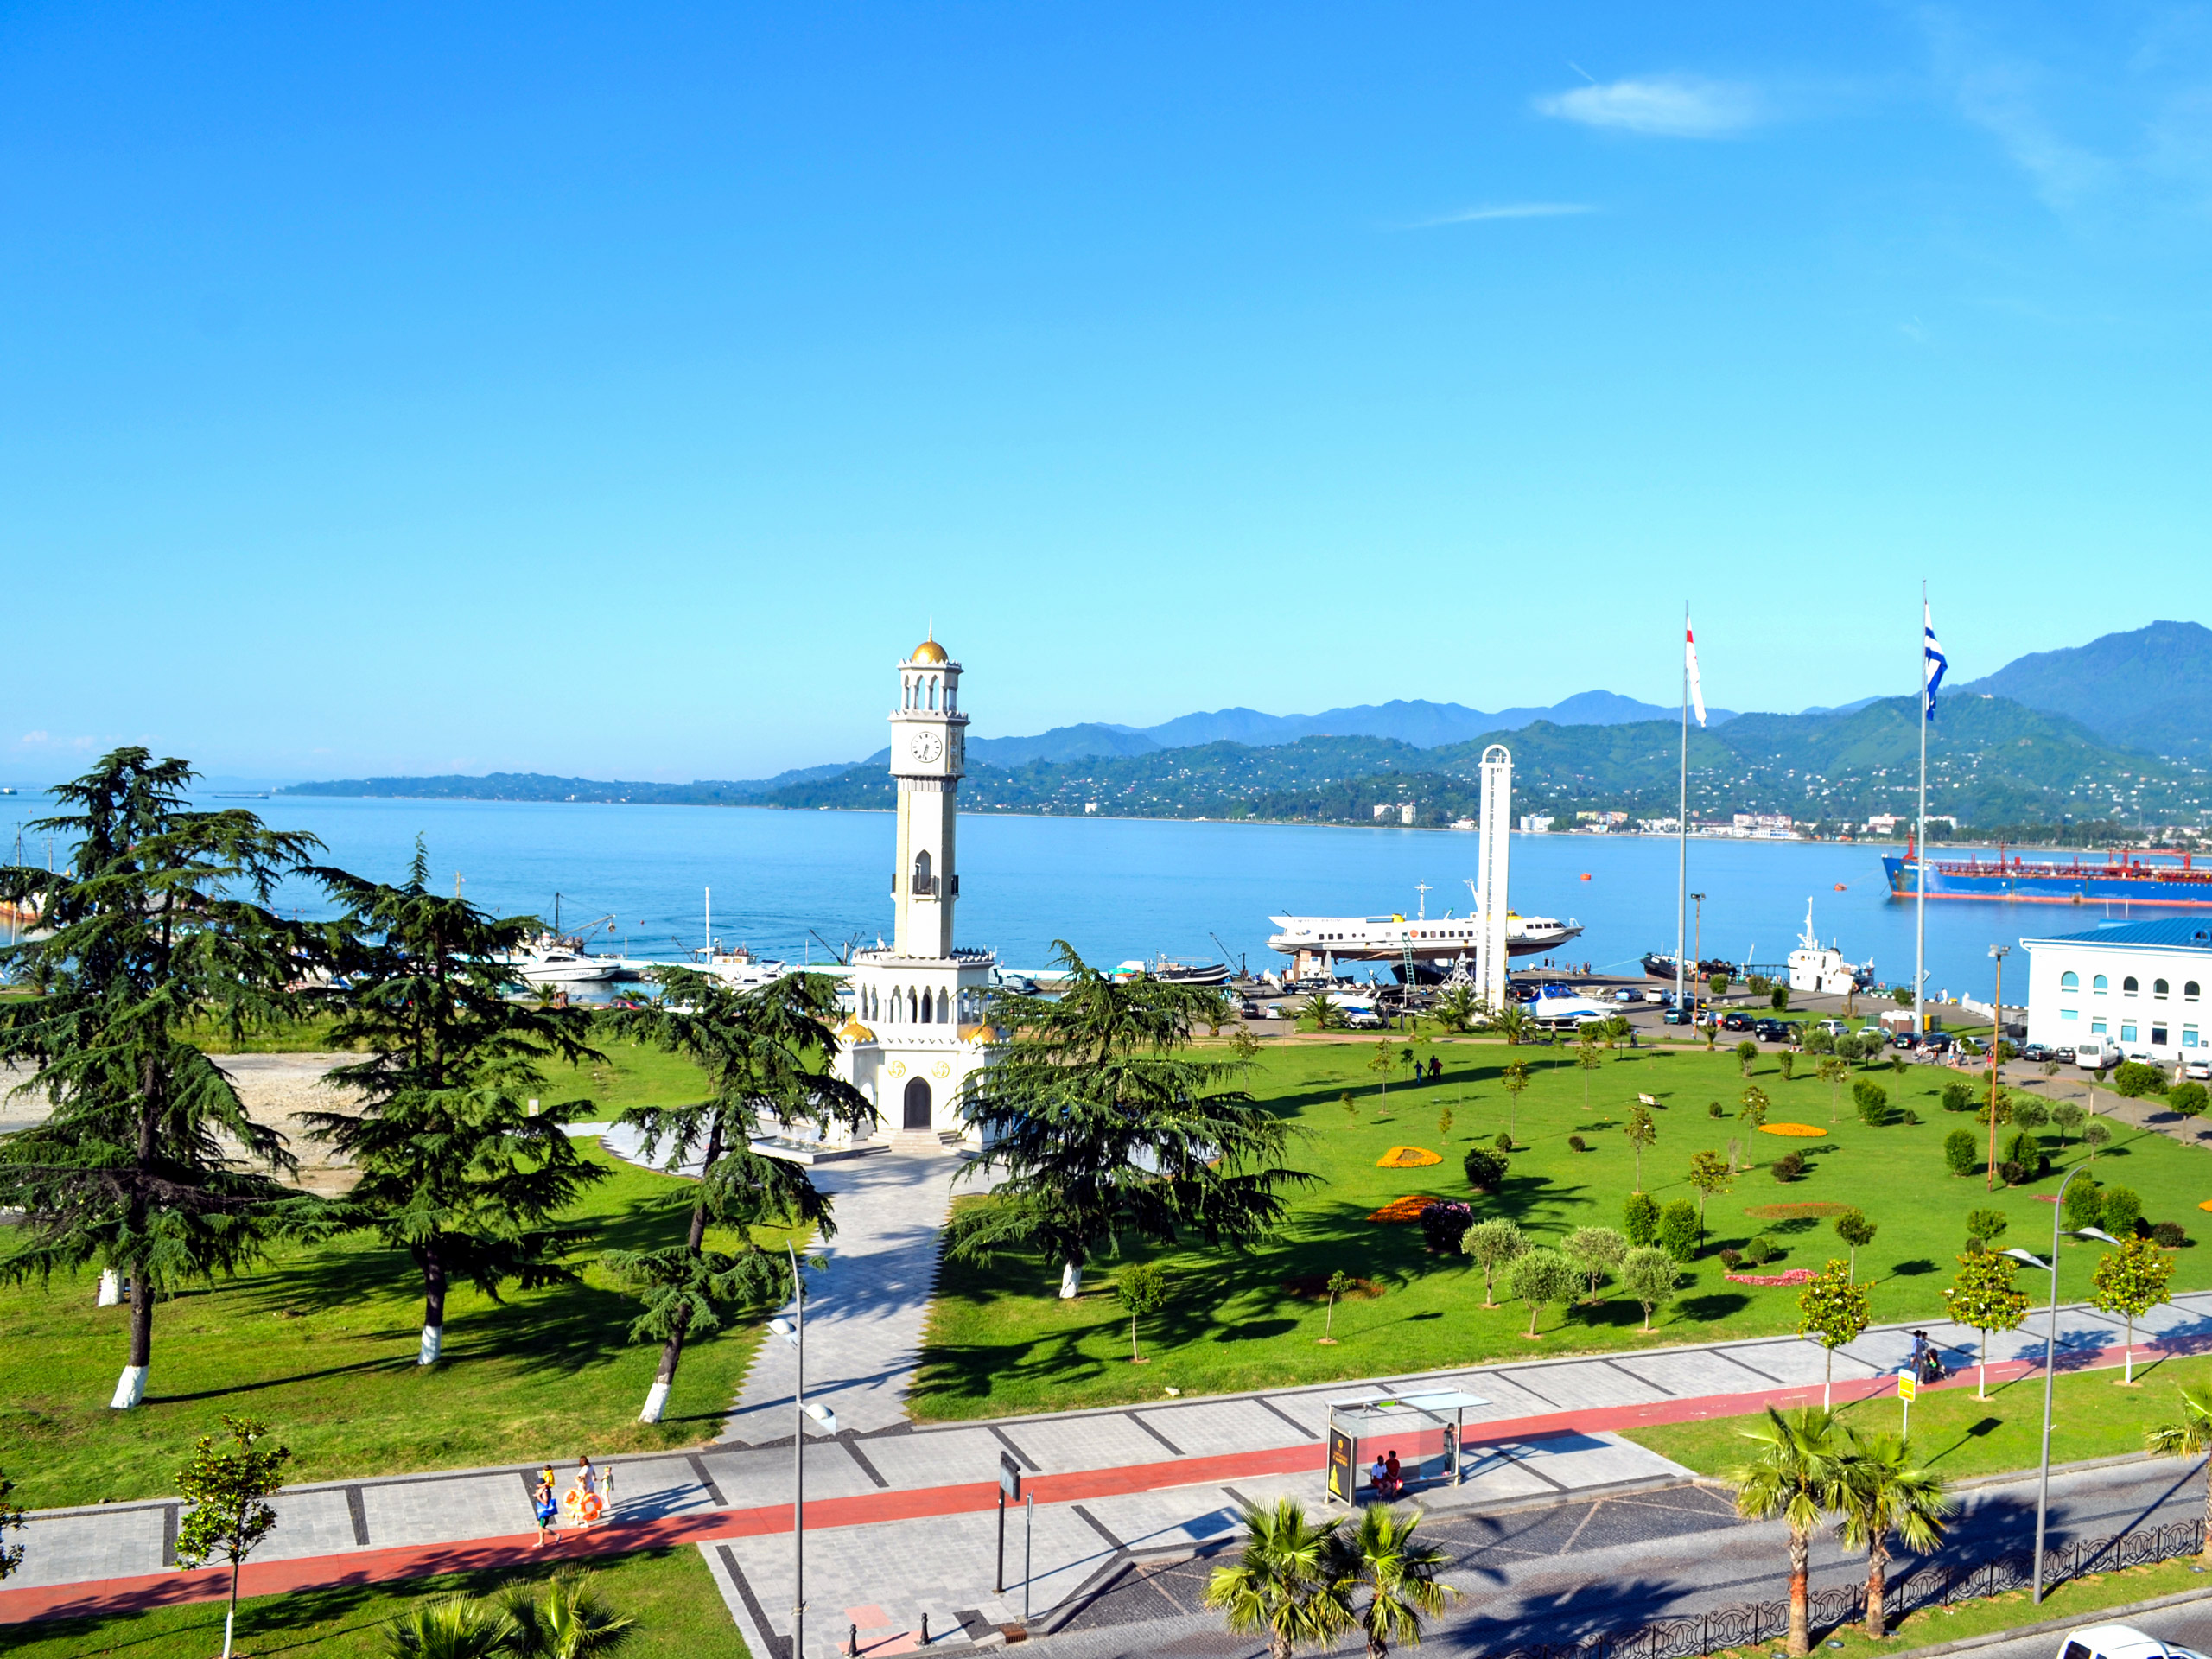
[1676,602,1688,1016]
[1915,580,1928,1040]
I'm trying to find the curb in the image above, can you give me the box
[1890,1580,2212,1657]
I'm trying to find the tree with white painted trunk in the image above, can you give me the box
[172,1414,291,1659]
[0,751,331,1411]
[601,966,868,1423]
[949,943,1310,1300]
[303,839,606,1368]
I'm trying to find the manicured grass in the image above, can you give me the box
[0,1143,783,1510]
[914,1038,2212,1420]
[1783,1557,2212,1657]
[4,1546,747,1658]
[1625,1352,2212,1484]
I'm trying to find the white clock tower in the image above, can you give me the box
[830,632,1000,1149]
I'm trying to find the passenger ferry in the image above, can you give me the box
[1268,906,1581,980]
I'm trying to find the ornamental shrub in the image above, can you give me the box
[1719,1247,1745,1269]
[1997,1160,2030,1187]
[2101,1185,2145,1236]
[1494,1131,1515,1154]
[1853,1081,1891,1125]
[1623,1191,1661,1248]
[1778,1052,1796,1081]
[1742,1234,1782,1267]
[1462,1147,1508,1194]
[2152,1221,2189,1249]
[2171,1082,2209,1119]
[1567,1134,1588,1153]
[2063,1179,2105,1233]
[1941,1081,1975,1114]
[2001,1128,2045,1179]
[1967,1207,2008,1243]
[1943,1128,1980,1177]
[1657,1198,1701,1263]
[1773,1151,1806,1182]
[2113,1061,2168,1099]
[1418,1200,1476,1255]
[2012,1101,2050,1132]
[1976,1090,2013,1126]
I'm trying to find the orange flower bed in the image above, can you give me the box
[1757,1123,1828,1138]
[1743,1201,1853,1220]
[1367,1196,1443,1223]
[1376,1146,1443,1168]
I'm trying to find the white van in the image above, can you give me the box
[2057,1624,2209,1659]
[2075,1040,2121,1071]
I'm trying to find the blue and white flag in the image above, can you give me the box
[1923,601,1947,721]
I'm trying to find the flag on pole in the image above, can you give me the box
[1685,620,1707,728]
[1923,602,1947,721]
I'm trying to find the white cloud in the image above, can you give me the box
[1948,58,2112,207]
[1535,75,1761,137]
[19,730,49,746]
[1405,202,1596,228]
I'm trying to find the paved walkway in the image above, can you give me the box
[13,1281,2212,1656]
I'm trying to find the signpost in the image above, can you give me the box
[1897,1368,1917,1437]
[1326,1423,1354,1503]
[997,1451,1021,1594]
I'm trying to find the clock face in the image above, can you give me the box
[910,729,944,764]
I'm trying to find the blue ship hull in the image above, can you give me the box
[1882,854,2212,909]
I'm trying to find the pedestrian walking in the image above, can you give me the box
[531,1479,559,1548]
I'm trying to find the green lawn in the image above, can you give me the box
[913,1036,2212,1420]
[0,1031,787,1511]
[1626,1351,2212,1483]
[5,1546,746,1658]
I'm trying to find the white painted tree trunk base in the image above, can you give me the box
[111,1365,149,1409]
[1059,1261,1083,1299]
[98,1269,122,1307]
[418,1325,442,1366]
[639,1380,671,1423]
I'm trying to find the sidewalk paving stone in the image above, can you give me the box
[1132,1398,1305,1459]
[359,1473,530,1548]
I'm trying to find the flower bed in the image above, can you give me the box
[1367,1195,1442,1223]
[1742,1200,1853,1220]
[1724,1268,1817,1287]
[1756,1122,1827,1138]
[1376,1145,1442,1167]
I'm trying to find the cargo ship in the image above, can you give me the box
[1883,842,2212,909]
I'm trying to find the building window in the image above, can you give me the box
[2121,1022,2139,1043]
[2190,982,2203,1002]
[2060,1007,2078,1021]
[2061,971,2080,991]
[2155,979,2171,999]
[2094,975,2108,994]
[2123,976,2139,996]
[2187,1026,2202,1048]
[2152,1025,2168,1046]
[2092,1017,2108,1035]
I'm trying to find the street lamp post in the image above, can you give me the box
[1986,946,2010,1193]
[2001,1179,2122,1606]
[768,1244,836,1659]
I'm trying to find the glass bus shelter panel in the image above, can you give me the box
[1328,1405,1452,1498]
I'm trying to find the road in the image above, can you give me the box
[1031,1455,2212,1659]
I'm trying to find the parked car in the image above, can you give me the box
[1815,1018,1848,1036]
[2185,1058,2211,1081]
[1923,1033,1955,1055]
[2020,1042,2052,1064]
[1891,1030,1921,1050]
[1721,1012,1756,1033]
[2054,1623,2210,1659]
[1753,1020,1789,1042]
[1662,1007,1695,1026]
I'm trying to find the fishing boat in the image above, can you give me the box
[1786,900,1874,995]
[1640,951,1738,982]
[1884,839,2212,908]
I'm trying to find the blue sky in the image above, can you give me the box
[5,3,2210,783]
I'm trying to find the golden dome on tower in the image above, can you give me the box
[909,632,949,664]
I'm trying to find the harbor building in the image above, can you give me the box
[830,634,1000,1147]
[2020,918,2212,1060]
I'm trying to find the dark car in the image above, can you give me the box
[1922,1033,1955,1055]
[2019,1042,2051,1064]
[1662,1007,1695,1026]
[1721,1012,1756,1033]
[1753,1020,1789,1042]
[1891,1030,1920,1049]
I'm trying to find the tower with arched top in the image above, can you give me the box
[889,632,967,958]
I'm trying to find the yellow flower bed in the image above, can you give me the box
[1757,1123,1829,1138]
[1367,1196,1442,1224]
[1376,1146,1443,1168]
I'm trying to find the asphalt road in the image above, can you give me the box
[1034,1457,2212,1659]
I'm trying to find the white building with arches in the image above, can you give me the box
[830,633,1001,1147]
[2020,917,2212,1061]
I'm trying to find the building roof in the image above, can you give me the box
[909,632,949,664]
[2022,917,2212,950]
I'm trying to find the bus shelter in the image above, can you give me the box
[1323,1389,1487,1505]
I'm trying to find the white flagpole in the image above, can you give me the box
[1916,580,1928,1039]
[1677,604,1688,1016]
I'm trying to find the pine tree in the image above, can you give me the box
[0,750,330,1408]
[302,838,607,1366]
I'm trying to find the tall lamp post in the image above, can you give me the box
[767,1244,836,1659]
[2000,1176,2121,1606]
[1986,946,2009,1192]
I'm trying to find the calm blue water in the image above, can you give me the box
[2,790,2088,998]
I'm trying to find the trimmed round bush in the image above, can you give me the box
[1418,1200,1476,1255]
[1941,1081,1976,1113]
[1623,1191,1661,1247]
[2101,1185,2144,1236]
[1943,1128,1980,1177]
[1462,1147,1509,1194]
[2152,1220,2190,1249]
[2170,1082,2209,1119]
[1772,1151,1806,1182]
[1657,1198,1701,1262]
[2113,1060,2168,1098]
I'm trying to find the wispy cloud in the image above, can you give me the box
[1535,75,1762,137]
[1403,202,1596,229]
[1948,56,2112,207]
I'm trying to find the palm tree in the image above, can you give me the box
[1833,1433,1950,1639]
[1728,1407,1851,1658]
[1432,985,1481,1034]
[2145,1380,2212,1558]
[1330,1503,1461,1659]
[381,1599,518,1658]
[1203,1498,1353,1659]
[1485,1003,1534,1046]
[499,1567,640,1656]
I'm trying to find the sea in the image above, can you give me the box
[5,790,2139,999]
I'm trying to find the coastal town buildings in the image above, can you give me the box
[2020,917,2212,1061]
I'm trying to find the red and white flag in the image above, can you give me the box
[1685,620,1707,728]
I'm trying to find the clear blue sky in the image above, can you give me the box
[6,3,2209,783]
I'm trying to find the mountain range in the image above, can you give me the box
[283,620,2212,830]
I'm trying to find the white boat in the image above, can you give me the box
[1516,982,1614,1028]
[504,934,621,984]
[692,944,795,991]
[1786,901,1874,997]
[1268,895,1581,981]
